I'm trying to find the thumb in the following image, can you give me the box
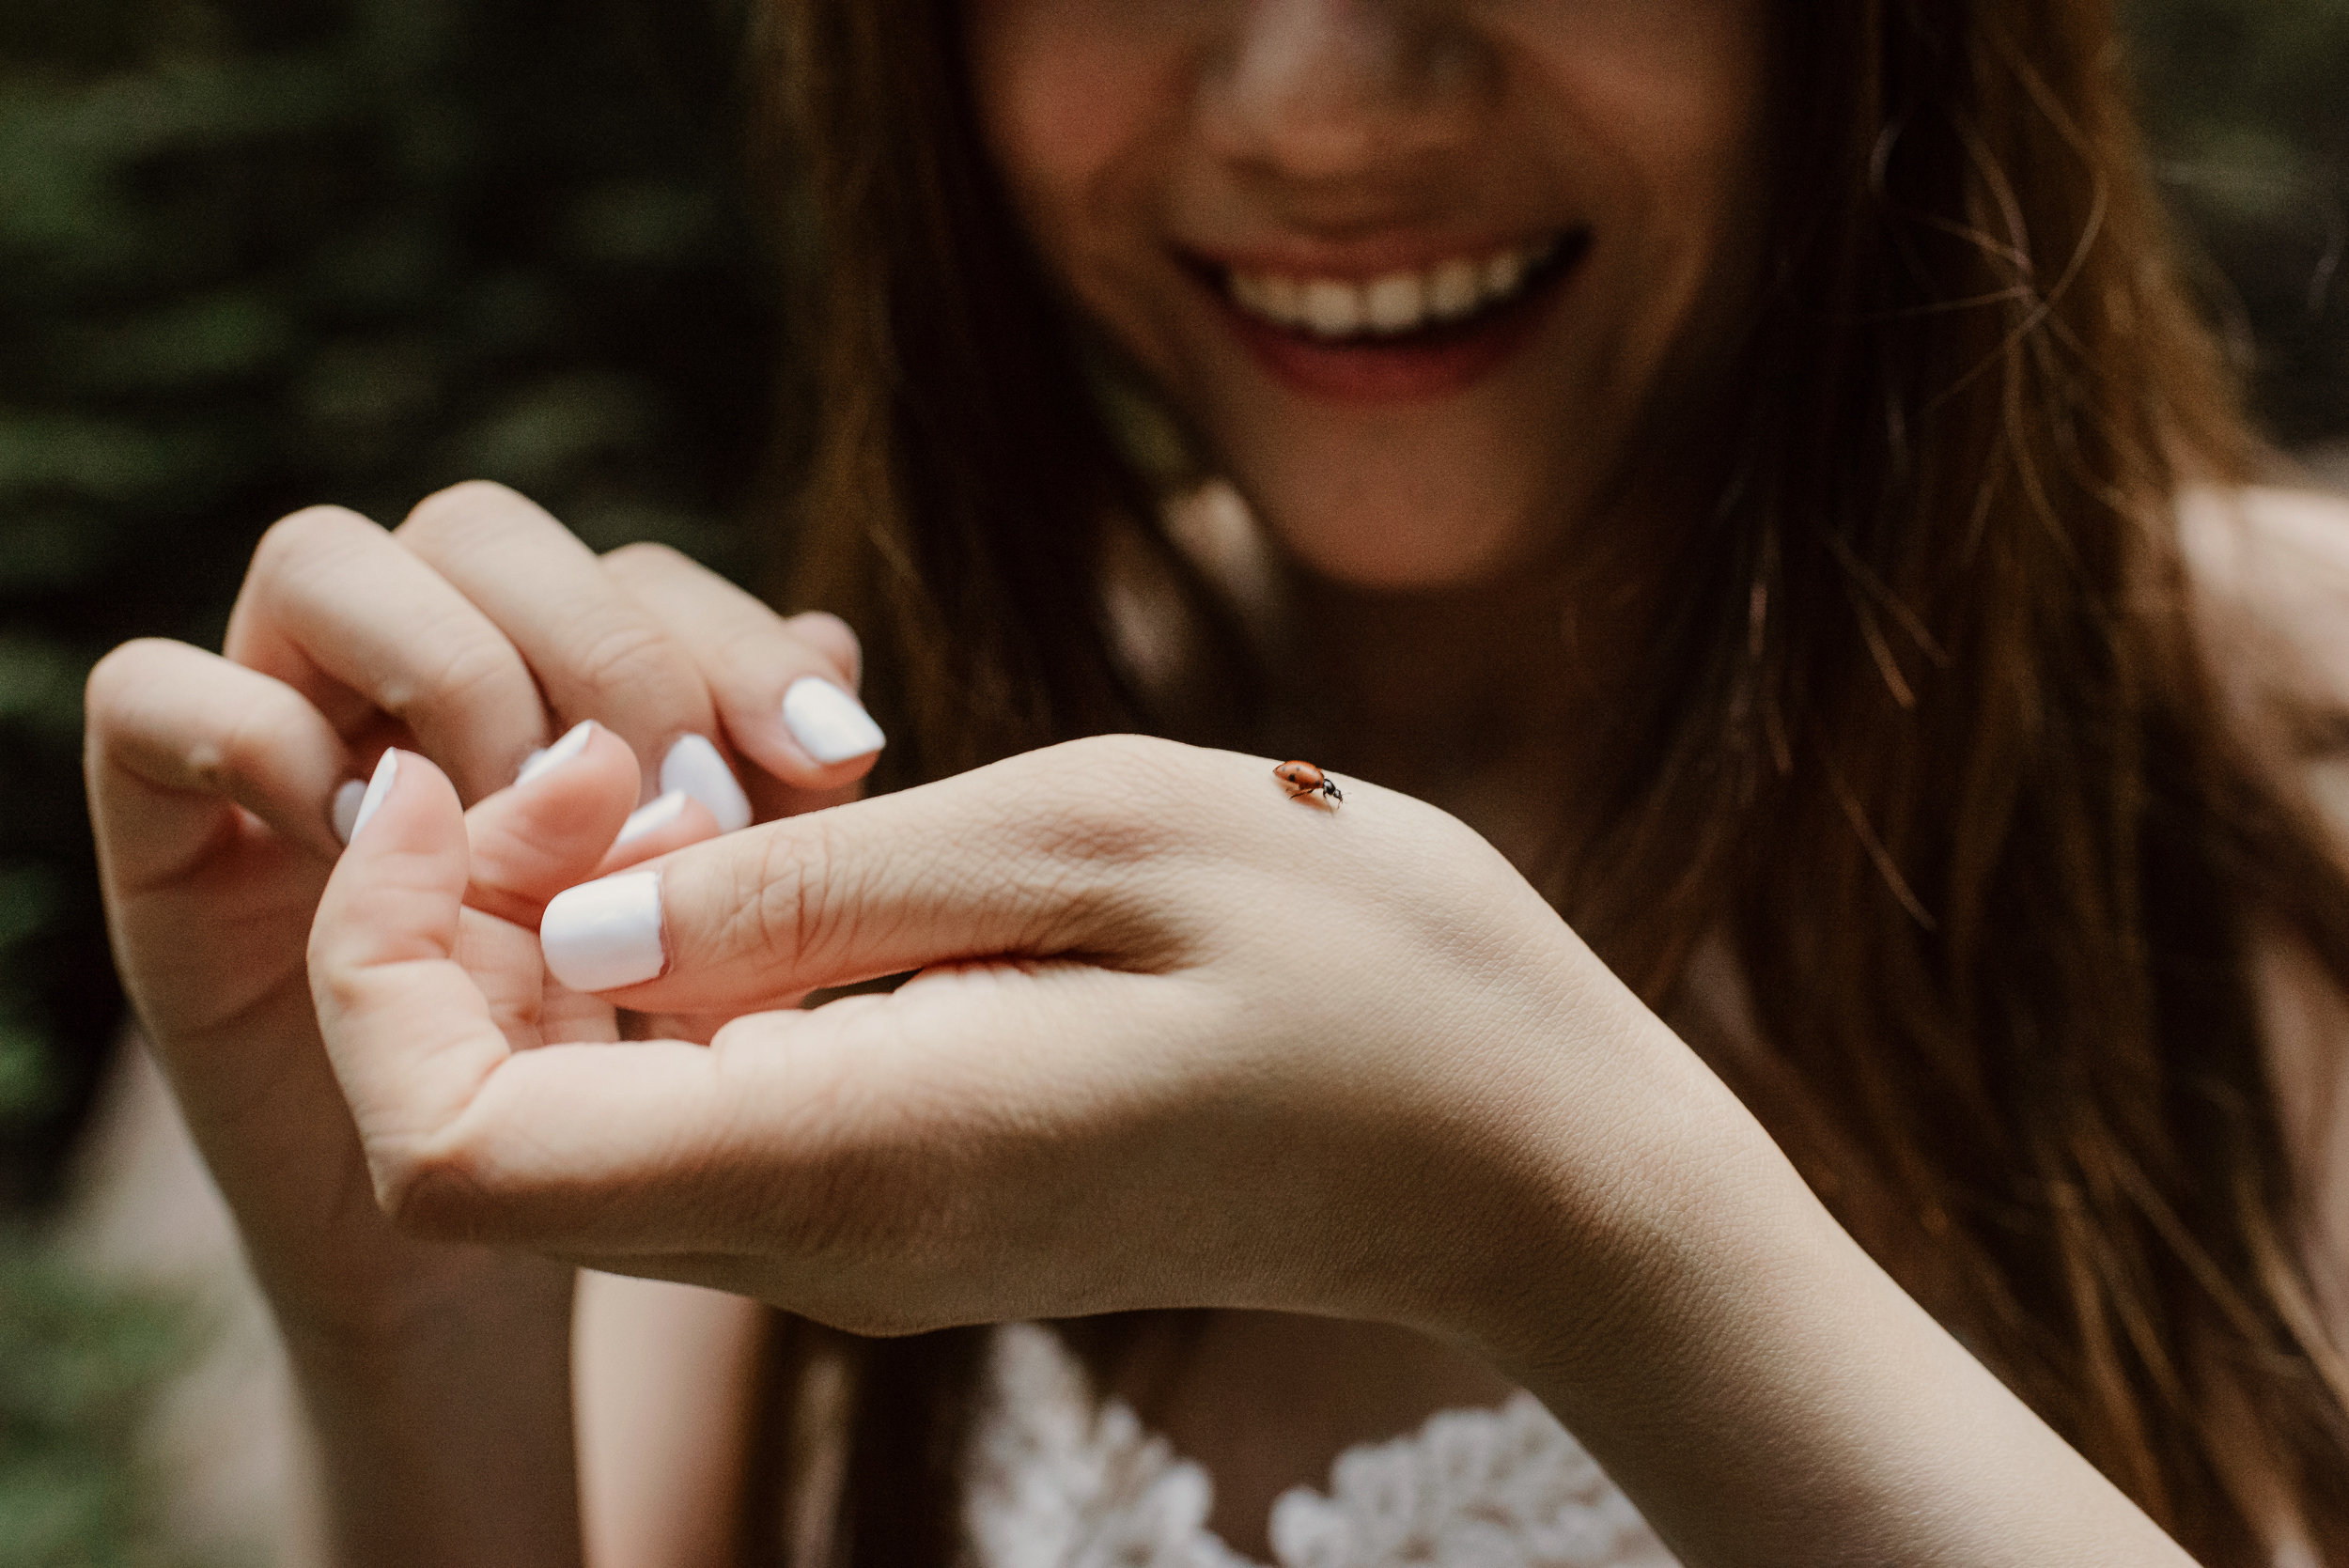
[307,750,516,1185]
[535,738,1216,1009]
[304,744,748,1245]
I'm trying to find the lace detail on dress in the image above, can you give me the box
[964,1324,1681,1568]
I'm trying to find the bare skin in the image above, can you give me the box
[75,0,2349,1563]
[84,484,877,1568]
[955,7,1759,1533]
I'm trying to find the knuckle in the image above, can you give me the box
[83,639,167,725]
[711,815,874,977]
[194,691,290,795]
[996,736,1221,955]
[1019,735,1189,861]
[397,479,536,550]
[148,678,303,804]
[787,816,899,969]
[566,609,694,709]
[248,505,374,592]
[739,827,820,968]
[389,629,521,722]
[601,540,690,582]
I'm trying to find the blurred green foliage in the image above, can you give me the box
[1,3,784,1539]
[2126,0,2349,447]
[0,0,781,1208]
[0,1230,197,1566]
[0,0,2341,1558]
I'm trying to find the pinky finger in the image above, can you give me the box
[86,638,359,886]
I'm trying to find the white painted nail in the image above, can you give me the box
[349,751,399,844]
[515,720,598,786]
[613,789,688,847]
[660,735,751,834]
[540,872,665,992]
[331,779,367,846]
[781,677,886,765]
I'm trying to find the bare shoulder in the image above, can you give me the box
[2189,489,2349,1327]
[2179,485,2349,727]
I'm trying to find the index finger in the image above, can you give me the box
[397,484,749,830]
[601,543,884,808]
[226,505,552,803]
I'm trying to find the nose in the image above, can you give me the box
[1199,0,1496,184]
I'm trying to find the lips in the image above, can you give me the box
[1190,230,1590,404]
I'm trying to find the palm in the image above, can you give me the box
[112,819,323,1047]
[101,805,566,1339]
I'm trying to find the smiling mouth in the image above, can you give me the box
[1212,230,1590,346]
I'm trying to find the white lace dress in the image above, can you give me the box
[964,1324,1681,1568]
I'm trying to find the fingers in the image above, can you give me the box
[224,482,855,843]
[398,485,749,830]
[225,505,551,803]
[86,638,357,881]
[312,748,738,1236]
[307,740,1201,1278]
[591,790,723,877]
[601,543,883,801]
[458,721,644,929]
[309,750,520,1193]
[536,737,1209,1007]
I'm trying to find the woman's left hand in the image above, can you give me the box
[307,730,2203,1566]
[305,730,1693,1343]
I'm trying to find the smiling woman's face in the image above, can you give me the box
[968,0,1775,591]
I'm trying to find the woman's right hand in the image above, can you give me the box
[83,480,881,1562]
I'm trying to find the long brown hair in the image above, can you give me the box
[749,0,2349,1561]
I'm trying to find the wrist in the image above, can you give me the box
[1419,969,1784,1376]
[275,1260,583,1568]
[264,1241,572,1352]
[1408,971,2193,1567]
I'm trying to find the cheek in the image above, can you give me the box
[1516,6,1772,238]
[967,2,1191,238]
[1509,8,1776,396]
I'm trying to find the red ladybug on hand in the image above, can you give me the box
[1274,760,1342,806]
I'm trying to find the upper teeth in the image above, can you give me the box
[1228,240,1556,339]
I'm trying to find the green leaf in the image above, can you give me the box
[0,641,86,737]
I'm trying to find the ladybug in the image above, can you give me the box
[1274,759,1343,805]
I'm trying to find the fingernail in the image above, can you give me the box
[332,778,367,846]
[660,735,751,834]
[613,789,688,847]
[781,677,886,765]
[515,720,598,786]
[540,872,665,991]
[349,751,399,844]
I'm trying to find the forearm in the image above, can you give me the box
[1451,1011,2193,1567]
[275,1260,583,1568]
[128,1000,585,1568]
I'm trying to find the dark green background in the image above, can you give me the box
[0,1,2342,1560]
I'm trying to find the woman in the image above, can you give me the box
[81,0,2349,1563]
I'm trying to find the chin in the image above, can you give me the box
[1263,499,1543,593]
[1224,446,1563,592]
[1196,386,1594,593]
